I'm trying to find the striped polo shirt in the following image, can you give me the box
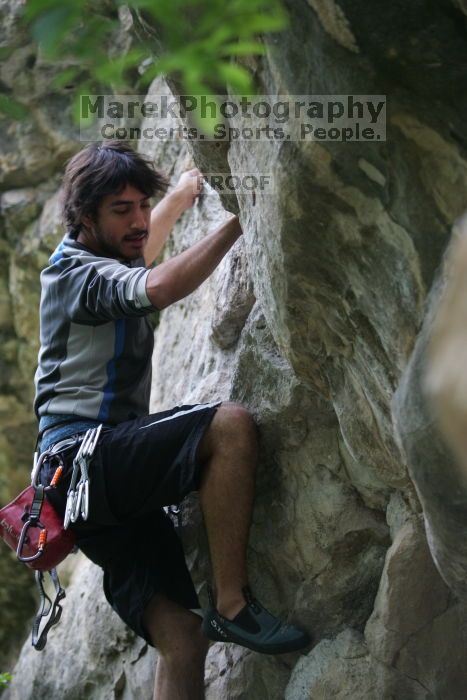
[34,235,156,445]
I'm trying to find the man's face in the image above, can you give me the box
[80,184,151,261]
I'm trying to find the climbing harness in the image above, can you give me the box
[0,425,103,650]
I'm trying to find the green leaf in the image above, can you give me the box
[216,62,252,91]
[235,11,287,34]
[0,673,12,688]
[31,7,79,56]
[221,41,266,56]
[21,0,287,106]
[25,0,86,21]
[52,66,81,89]
[0,95,29,120]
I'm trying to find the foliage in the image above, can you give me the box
[21,0,288,107]
[0,0,289,129]
[0,673,12,690]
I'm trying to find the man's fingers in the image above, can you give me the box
[173,168,205,209]
[193,174,204,193]
[177,169,204,193]
[191,169,204,196]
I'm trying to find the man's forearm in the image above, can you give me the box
[144,190,187,266]
[146,216,242,309]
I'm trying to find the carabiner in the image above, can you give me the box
[70,485,83,524]
[81,480,90,520]
[17,520,46,563]
[64,491,75,529]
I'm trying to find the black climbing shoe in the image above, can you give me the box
[202,586,311,655]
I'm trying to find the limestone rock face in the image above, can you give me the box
[392,260,467,601]
[8,555,157,700]
[0,0,85,665]
[285,629,430,699]
[365,517,451,666]
[3,1,467,698]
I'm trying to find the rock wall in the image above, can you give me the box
[3,1,467,698]
[0,0,84,668]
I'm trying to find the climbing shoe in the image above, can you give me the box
[202,586,311,655]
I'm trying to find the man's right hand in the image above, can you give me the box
[145,168,205,266]
[173,168,204,211]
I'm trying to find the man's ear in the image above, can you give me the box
[81,214,94,233]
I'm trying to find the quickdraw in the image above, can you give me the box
[64,424,102,529]
[32,568,66,651]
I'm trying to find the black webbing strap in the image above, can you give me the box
[32,568,66,651]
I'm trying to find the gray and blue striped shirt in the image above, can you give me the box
[34,235,156,444]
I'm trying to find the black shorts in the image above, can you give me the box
[40,401,221,645]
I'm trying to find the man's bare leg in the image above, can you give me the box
[196,402,258,619]
[143,594,208,700]
[195,401,310,654]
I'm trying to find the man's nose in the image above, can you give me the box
[131,207,148,230]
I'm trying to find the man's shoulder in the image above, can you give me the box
[46,238,123,278]
[49,236,100,266]
[42,238,149,309]
[46,236,87,271]
[48,236,146,271]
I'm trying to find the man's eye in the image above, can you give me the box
[113,208,129,215]
[141,203,151,209]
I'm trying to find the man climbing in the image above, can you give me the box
[34,140,310,699]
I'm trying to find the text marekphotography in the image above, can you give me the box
[80,94,386,142]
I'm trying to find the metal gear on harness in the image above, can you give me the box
[167,504,182,528]
[32,568,66,651]
[0,424,104,651]
[64,424,102,529]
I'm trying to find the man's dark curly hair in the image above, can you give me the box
[62,141,169,238]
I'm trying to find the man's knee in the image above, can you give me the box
[158,628,208,670]
[215,402,258,437]
[198,402,259,462]
[144,596,208,664]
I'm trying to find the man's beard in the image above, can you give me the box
[92,226,148,261]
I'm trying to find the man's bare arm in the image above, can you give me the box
[146,215,242,309]
[144,169,203,267]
